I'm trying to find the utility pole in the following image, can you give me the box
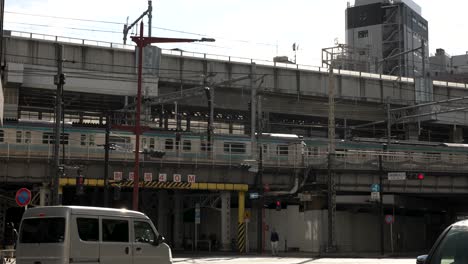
[327,60,337,252]
[123,0,153,45]
[379,144,386,256]
[132,24,145,211]
[0,0,4,69]
[208,88,214,148]
[130,22,215,210]
[251,63,257,158]
[148,0,152,38]
[53,44,65,206]
[103,115,111,207]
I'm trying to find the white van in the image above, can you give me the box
[16,206,172,264]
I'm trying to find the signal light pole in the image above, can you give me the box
[130,22,214,211]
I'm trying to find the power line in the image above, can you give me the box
[5,11,278,47]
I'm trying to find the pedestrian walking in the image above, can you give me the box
[270,228,279,256]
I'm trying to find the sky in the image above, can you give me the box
[3,0,468,66]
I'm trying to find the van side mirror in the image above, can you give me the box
[152,235,165,246]
[416,255,428,264]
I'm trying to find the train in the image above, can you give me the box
[1,119,468,171]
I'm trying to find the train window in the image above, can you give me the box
[0,130,4,142]
[80,134,86,146]
[224,142,246,154]
[308,147,319,156]
[258,144,268,155]
[183,140,191,151]
[89,135,95,146]
[165,139,174,150]
[142,138,147,148]
[16,131,22,143]
[109,136,130,144]
[201,141,211,152]
[42,133,70,145]
[276,145,289,156]
[25,132,31,144]
[149,138,155,149]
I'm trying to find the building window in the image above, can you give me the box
[142,138,147,149]
[358,30,368,39]
[224,142,246,154]
[165,139,174,150]
[149,138,155,149]
[276,145,289,156]
[0,130,4,143]
[16,131,22,143]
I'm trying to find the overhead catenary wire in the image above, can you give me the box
[5,11,279,47]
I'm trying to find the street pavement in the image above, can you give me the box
[172,256,415,264]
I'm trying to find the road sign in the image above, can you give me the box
[158,173,167,182]
[385,214,394,224]
[187,174,196,183]
[371,184,380,192]
[144,172,153,182]
[16,188,31,207]
[173,174,182,182]
[388,172,406,181]
[113,171,123,181]
[195,203,200,224]
[370,192,380,202]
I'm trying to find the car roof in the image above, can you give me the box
[453,219,468,227]
[23,206,147,219]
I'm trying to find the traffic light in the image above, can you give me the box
[276,200,281,211]
[408,172,425,180]
[417,173,425,180]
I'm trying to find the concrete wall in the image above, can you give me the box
[258,206,427,253]
[5,36,468,127]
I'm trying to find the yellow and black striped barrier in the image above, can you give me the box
[237,222,246,253]
[110,180,192,189]
[59,178,248,191]
[237,191,246,253]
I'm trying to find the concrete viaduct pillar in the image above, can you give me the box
[220,191,231,251]
[173,191,184,250]
[157,190,169,236]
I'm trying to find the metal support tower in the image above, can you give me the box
[53,44,64,205]
[327,62,337,252]
[103,115,111,207]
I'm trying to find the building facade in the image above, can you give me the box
[346,0,429,79]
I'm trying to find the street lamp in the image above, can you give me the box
[130,21,215,211]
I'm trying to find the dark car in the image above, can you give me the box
[418,220,468,264]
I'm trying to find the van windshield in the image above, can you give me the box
[20,217,65,243]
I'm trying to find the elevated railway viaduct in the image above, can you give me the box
[1,31,468,252]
